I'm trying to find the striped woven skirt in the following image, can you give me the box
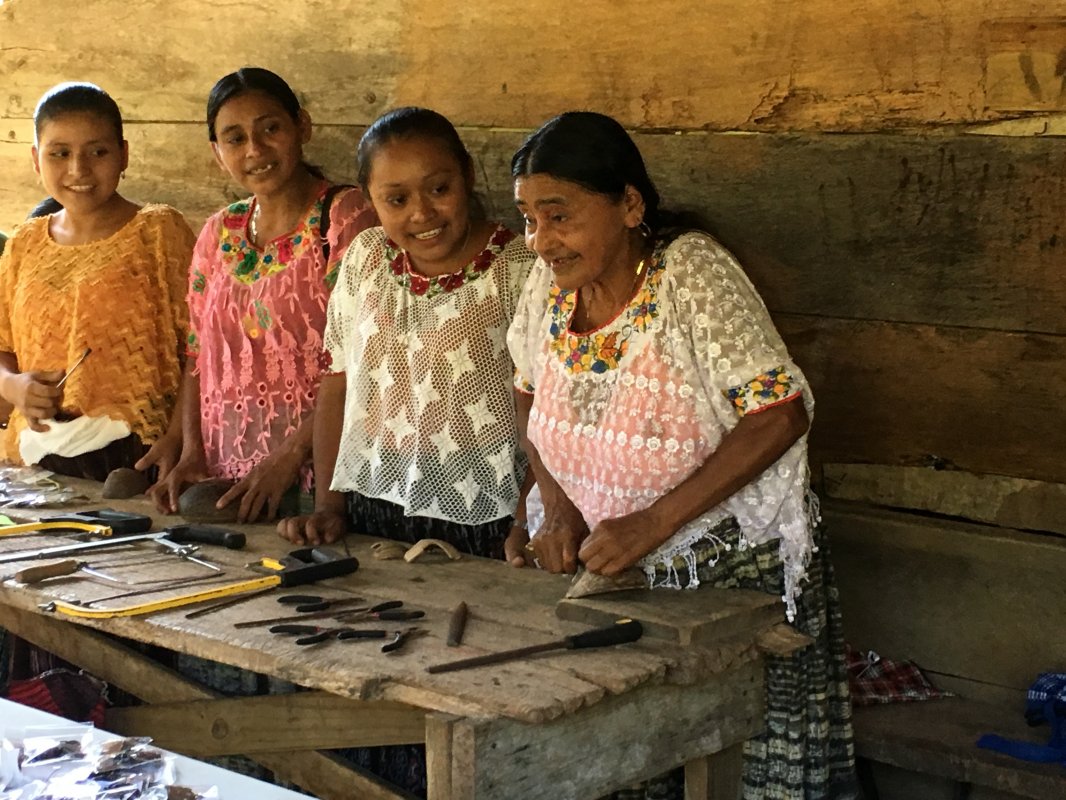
[612,518,859,800]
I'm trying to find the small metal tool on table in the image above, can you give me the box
[234,599,422,629]
[426,619,644,674]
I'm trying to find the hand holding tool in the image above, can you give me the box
[55,347,91,388]
[426,619,644,674]
[446,601,468,647]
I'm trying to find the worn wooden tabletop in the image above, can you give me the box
[0,476,785,799]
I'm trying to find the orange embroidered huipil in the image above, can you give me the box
[0,204,194,463]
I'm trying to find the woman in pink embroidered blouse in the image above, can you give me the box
[140,68,376,521]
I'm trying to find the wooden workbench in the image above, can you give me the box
[0,479,790,799]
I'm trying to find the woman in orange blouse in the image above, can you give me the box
[0,82,194,479]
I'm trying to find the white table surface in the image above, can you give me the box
[1,697,311,798]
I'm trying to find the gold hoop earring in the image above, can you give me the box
[638,221,652,238]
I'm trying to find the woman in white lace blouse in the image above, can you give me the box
[279,107,534,562]
[506,112,858,800]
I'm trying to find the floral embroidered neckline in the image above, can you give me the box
[384,225,515,298]
[549,243,666,374]
[215,184,331,286]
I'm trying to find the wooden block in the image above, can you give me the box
[555,586,783,648]
[823,463,1066,535]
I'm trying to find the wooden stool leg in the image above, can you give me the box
[685,743,743,800]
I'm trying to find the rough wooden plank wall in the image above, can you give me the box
[1,0,1064,493]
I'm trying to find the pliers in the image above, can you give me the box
[382,626,428,654]
[270,623,388,646]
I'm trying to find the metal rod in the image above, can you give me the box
[55,347,92,388]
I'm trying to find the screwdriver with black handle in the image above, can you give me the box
[426,618,643,674]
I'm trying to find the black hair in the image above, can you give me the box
[206,67,323,178]
[27,197,63,220]
[356,107,474,193]
[34,82,123,143]
[511,111,666,234]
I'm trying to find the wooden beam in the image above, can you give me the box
[1,0,1048,133]
[823,463,1066,535]
[105,693,425,755]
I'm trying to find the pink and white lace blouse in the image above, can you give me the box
[507,231,816,619]
[325,224,535,525]
[187,184,376,482]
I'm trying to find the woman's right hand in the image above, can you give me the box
[529,500,589,574]
[134,431,182,484]
[5,370,63,432]
[277,511,347,546]
[145,452,210,514]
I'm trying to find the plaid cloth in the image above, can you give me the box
[4,667,107,725]
[845,644,951,706]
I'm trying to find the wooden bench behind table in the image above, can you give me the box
[827,497,1066,800]
[0,477,793,800]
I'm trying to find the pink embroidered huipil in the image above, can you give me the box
[187,184,376,482]
[508,232,815,619]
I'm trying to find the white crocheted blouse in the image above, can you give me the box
[507,231,816,619]
[325,224,535,525]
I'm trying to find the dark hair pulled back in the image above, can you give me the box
[206,67,323,179]
[34,82,123,143]
[511,111,664,234]
[356,107,473,192]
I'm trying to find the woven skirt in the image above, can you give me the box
[612,518,859,800]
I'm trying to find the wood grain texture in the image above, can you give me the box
[105,693,426,755]
[6,127,1066,339]
[853,699,1066,799]
[780,314,1066,485]
[1,0,1053,134]
[826,500,1066,692]
[442,661,762,800]
[823,463,1066,534]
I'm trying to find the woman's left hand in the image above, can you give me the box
[217,447,303,523]
[579,507,670,575]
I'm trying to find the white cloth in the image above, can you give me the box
[326,225,534,524]
[508,231,816,619]
[19,415,131,465]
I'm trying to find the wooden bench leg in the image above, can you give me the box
[685,743,743,800]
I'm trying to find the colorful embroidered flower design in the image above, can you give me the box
[217,195,332,286]
[723,367,798,415]
[385,226,516,298]
[549,244,666,375]
[191,270,206,294]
